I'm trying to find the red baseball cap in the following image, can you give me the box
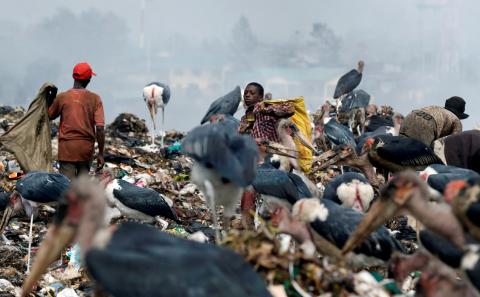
[72,62,96,80]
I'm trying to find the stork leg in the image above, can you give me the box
[204,180,221,243]
[160,107,165,147]
[26,213,34,274]
[1,234,11,245]
[149,107,157,146]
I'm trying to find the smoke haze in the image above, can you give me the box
[0,0,478,131]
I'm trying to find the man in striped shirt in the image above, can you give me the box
[238,82,294,229]
[239,82,294,142]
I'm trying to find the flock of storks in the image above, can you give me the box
[0,61,479,297]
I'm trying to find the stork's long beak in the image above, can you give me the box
[265,145,298,159]
[21,223,76,297]
[0,205,14,235]
[291,126,318,155]
[315,147,351,170]
[314,149,337,162]
[341,198,400,255]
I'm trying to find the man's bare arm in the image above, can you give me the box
[95,125,105,172]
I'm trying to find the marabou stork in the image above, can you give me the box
[255,139,320,197]
[339,90,370,113]
[418,229,467,268]
[333,60,364,99]
[0,172,69,272]
[252,166,313,214]
[390,251,480,297]
[417,228,480,271]
[21,177,272,297]
[100,171,179,224]
[419,164,480,196]
[316,135,444,186]
[444,177,480,241]
[322,172,374,212]
[256,139,298,169]
[342,171,466,256]
[200,86,241,124]
[143,82,171,146]
[321,116,356,148]
[0,172,70,236]
[182,123,258,239]
[276,118,318,172]
[269,198,405,261]
[356,113,403,153]
[339,89,370,134]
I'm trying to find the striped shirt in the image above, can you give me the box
[239,102,295,142]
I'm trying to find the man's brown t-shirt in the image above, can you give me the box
[48,88,105,162]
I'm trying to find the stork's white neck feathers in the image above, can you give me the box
[292,198,329,223]
[336,180,374,212]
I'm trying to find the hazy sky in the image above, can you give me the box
[1,0,478,131]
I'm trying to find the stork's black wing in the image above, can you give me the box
[312,199,405,260]
[0,192,9,210]
[325,120,356,147]
[339,89,370,113]
[86,223,271,297]
[183,123,258,187]
[419,229,465,268]
[426,165,479,194]
[334,69,362,99]
[200,86,241,124]
[252,169,311,204]
[464,251,480,292]
[16,172,70,203]
[113,180,178,221]
[374,135,443,168]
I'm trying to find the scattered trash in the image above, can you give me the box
[57,288,80,297]
[66,244,82,270]
[0,105,421,297]
[0,279,15,293]
[188,231,209,243]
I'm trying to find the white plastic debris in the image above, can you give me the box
[67,244,82,270]
[120,164,133,174]
[138,144,160,153]
[188,231,209,243]
[122,175,135,184]
[135,173,154,187]
[353,271,389,297]
[268,285,288,297]
[57,288,80,297]
[180,183,197,195]
[0,279,15,292]
[155,217,169,230]
[278,234,292,255]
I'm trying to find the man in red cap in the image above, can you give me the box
[48,62,105,179]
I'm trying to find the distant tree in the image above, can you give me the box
[230,16,260,68]
[232,16,258,51]
[309,22,342,65]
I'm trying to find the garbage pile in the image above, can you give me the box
[0,106,418,297]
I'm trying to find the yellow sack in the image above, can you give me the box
[264,96,313,173]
